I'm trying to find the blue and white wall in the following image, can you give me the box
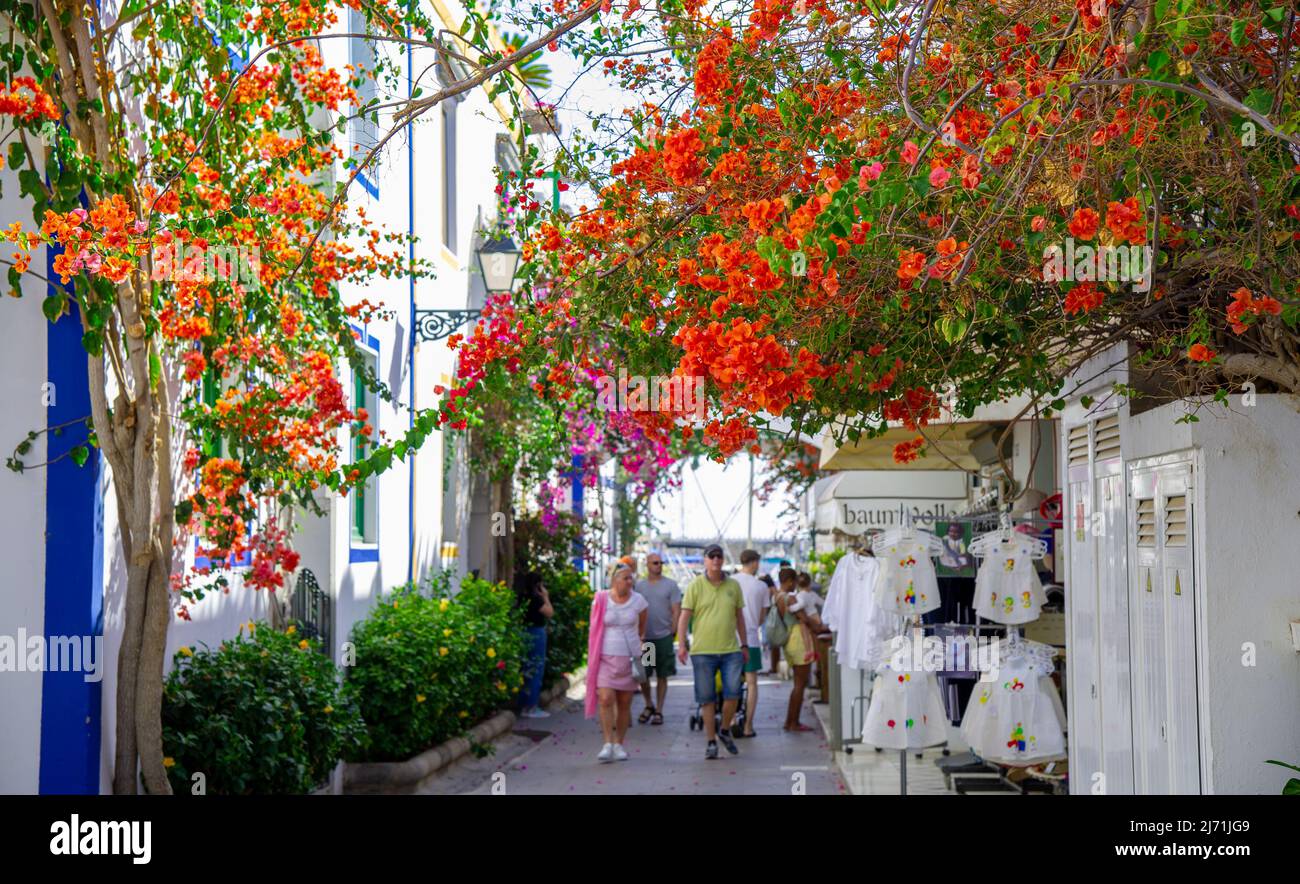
[1,0,524,793]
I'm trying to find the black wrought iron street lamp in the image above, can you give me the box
[475,233,522,295]
[412,233,522,344]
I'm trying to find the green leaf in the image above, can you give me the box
[1230,19,1247,47]
[149,350,162,389]
[8,141,26,169]
[69,445,89,467]
[1147,50,1169,75]
[1244,88,1273,116]
[42,294,67,322]
[1154,0,1169,21]
[175,499,194,524]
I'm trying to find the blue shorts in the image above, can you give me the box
[691,652,744,705]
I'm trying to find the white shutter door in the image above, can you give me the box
[1129,468,1168,794]
[1096,468,1134,793]
[1159,472,1201,793]
[1065,462,1100,793]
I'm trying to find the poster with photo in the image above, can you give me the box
[934,520,976,578]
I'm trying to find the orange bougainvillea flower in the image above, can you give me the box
[1226,286,1282,334]
[1187,343,1216,362]
[1067,207,1099,241]
[897,250,926,285]
[893,436,925,464]
[1105,197,1147,245]
[1063,281,1104,315]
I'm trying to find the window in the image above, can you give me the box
[351,345,379,550]
[495,133,521,175]
[349,7,379,198]
[442,100,457,252]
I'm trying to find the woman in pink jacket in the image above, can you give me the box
[585,565,648,762]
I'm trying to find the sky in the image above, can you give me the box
[648,456,802,542]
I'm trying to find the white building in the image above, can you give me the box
[0,0,530,793]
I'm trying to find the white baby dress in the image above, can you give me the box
[822,553,904,672]
[973,535,1046,625]
[872,537,941,616]
[862,636,949,750]
[960,640,1066,766]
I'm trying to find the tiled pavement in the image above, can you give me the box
[444,669,849,795]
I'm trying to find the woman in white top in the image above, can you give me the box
[594,566,648,762]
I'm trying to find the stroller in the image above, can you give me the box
[688,669,748,733]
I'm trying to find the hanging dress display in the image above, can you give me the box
[872,535,941,616]
[822,552,903,671]
[861,634,949,750]
[960,639,1066,766]
[973,534,1047,625]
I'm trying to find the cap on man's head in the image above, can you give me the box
[703,543,724,559]
[740,549,761,565]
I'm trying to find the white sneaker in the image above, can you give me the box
[597,742,615,762]
[612,743,629,762]
[520,707,551,719]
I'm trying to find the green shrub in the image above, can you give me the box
[537,563,593,683]
[346,576,527,762]
[161,623,366,795]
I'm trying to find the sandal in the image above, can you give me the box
[638,706,655,724]
[650,710,664,726]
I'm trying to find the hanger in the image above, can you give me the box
[969,508,1048,559]
[871,510,944,557]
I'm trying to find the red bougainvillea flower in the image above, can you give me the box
[1067,207,1100,241]
[893,436,925,464]
[1187,343,1216,362]
[1226,286,1282,334]
[1105,197,1147,245]
[897,250,926,286]
[1063,282,1104,315]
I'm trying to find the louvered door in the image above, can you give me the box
[1064,412,1133,793]
[1128,455,1201,794]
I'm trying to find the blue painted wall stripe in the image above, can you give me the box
[38,246,103,794]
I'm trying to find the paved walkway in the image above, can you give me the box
[438,668,847,795]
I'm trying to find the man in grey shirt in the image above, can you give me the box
[634,552,681,726]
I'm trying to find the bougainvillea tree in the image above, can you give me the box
[0,0,608,793]
[449,0,1300,482]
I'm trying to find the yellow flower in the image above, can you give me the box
[323,705,334,714]
[458,710,468,718]
[179,646,193,658]
[443,628,453,637]
[298,639,309,650]
[416,694,426,703]
[285,625,297,636]
[393,601,399,609]
[439,647,449,657]
[511,687,519,694]
[486,647,496,658]
[496,681,506,691]
[439,598,450,612]
[163,757,175,769]
[248,621,256,633]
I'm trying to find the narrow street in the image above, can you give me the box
[439,671,847,795]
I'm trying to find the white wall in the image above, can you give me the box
[0,179,49,793]
[1125,396,1300,793]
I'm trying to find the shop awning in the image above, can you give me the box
[817,395,1035,472]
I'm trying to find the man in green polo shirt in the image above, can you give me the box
[676,544,748,759]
